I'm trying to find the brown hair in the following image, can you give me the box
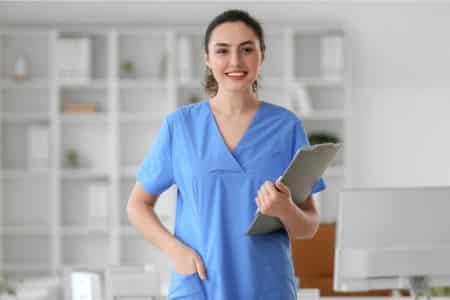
[203,9,266,97]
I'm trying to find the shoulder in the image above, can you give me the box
[263,101,302,127]
[164,99,208,127]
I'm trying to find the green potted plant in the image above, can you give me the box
[120,59,136,79]
[65,148,80,168]
[308,132,340,145]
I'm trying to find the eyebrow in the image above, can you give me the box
[213,40,256,47]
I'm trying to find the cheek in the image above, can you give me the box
[210,62,227,77]
[209,56,226,69]
[247,57,262,71]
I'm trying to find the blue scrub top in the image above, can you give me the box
[136,99,326,300]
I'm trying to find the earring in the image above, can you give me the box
[207,67,212,75]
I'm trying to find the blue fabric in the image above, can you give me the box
[136,99,326,300]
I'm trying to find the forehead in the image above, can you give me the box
[209,21,259,46]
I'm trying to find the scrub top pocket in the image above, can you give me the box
[168,271,206,300]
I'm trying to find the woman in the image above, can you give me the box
[127,9,326,300]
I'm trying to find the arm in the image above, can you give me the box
[278,194,320,240]
[127,182,207,279]
[256,180,320,239]
[126,181,180,258]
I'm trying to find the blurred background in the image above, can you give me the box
[0,1,449,299]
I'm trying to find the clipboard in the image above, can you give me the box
[246,143,342,235]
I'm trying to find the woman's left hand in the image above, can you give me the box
[255,177,295,218]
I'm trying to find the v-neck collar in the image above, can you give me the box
[206,99,265,172]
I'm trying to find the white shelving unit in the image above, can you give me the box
[0,24,351,285]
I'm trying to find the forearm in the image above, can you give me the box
[127,200,182,259]
[278,202,320,239]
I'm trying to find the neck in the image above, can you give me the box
[210,89,259,116]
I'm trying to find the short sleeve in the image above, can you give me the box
[136,117,174,195]
[291,118,327,195]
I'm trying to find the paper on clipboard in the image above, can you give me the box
[246,143,342,235]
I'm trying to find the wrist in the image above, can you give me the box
[278,199,298,220]
[165,236,184,260]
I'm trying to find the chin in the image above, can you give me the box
[223,82,253,92]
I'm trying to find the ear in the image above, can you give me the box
[204,52,210,69]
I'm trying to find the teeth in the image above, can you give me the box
[227,72,246,76]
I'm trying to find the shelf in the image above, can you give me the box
[61,168,109,180]
[59,264,106,272]
[0,79,50,89]
[58,79,108,89]
[61,226,109,235]
[0,113,50,123]
[60,113,108,124]
[0,168,50,179]
[0,25,349,278]
[2,263,51,273]
[119,79,167,89]
[119,112,164,123]
[0,225,50,235]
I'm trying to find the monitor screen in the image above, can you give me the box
[334,187,450,293]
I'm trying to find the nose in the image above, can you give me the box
[229,48,242,66]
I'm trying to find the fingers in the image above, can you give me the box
[262,181,276,198]
[275,178,289,194]
[194,255,207,280]
[256,181,276,211]
[256,194,266,213]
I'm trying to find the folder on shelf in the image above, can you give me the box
[246,143,342,235]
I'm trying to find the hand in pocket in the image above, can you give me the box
[170,242,207,280]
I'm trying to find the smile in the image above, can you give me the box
[225,71,248,80]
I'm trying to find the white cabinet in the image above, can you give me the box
[0,25,351,282]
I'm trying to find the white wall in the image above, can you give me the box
[2,2,449,187]
[253,2,450,187]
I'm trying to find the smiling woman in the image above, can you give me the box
[127,9,326,300]
[203,11,265,98]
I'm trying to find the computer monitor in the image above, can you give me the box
[334,187,450,300]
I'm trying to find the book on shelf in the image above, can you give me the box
[28,124,50,169]
[320,34,344,79]
[88,183,109,227]
[63,102,97,113]
[56,37,91,84]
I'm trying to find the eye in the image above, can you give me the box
[243,47,254,53]
[216,49,227,54]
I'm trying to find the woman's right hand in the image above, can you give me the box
[169,241,207,280]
